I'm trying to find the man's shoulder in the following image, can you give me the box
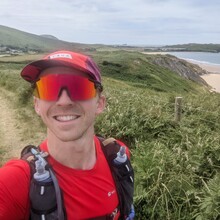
[0,159,31,219]
[95,135,128,146]
[0,159,31,182]
[95,136,131,158]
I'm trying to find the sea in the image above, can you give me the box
[167,52,220,66]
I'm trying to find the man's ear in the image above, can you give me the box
[96,95,106,115]
[34,97,41,115]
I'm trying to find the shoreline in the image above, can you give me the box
[186,59,220,74]
[186,60,220,93]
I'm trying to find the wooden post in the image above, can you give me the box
[175,97,182,122]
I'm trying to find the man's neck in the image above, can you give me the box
[46,133,96,170]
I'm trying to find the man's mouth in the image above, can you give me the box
[54,115,80,122]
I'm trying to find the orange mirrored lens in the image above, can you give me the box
[35,74,97,101]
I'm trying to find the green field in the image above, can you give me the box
[1,51,220,219]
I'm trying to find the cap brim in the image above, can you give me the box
[21,59,93,83]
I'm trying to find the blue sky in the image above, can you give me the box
[0,0,220,45]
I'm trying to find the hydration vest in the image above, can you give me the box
[20,137,135,220]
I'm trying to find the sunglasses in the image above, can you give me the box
[34,74,101,101]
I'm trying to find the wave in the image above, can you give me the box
[184,58,220,66]
[167,52,220,66]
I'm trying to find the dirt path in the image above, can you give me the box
[0,88,25,163]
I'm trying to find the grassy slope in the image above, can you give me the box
[1,51,220,219]
[0,25,90,52]
[91,51,201,94]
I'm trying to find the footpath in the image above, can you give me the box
[0,87,45,166]
[0,88,25,164]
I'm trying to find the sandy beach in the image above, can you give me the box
[186,60,220,93]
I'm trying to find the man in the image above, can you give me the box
[0,50,134,219]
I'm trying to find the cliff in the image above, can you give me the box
[148,54,209,86]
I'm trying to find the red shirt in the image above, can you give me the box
[0,136,125,220]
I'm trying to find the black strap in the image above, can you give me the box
[97,136,134,219]
[21,145,66,220]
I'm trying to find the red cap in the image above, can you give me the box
[21,50,101,83]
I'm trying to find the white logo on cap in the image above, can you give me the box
[49,53,72,59]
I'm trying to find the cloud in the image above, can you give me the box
[0,0,220,44]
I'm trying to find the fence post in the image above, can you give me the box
[175,97,182,122]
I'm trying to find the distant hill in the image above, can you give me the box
[116,43,220,53]
[0,25,98,52]
[162,43,220,53]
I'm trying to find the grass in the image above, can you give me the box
[1,51,220,219]
[0,129,5,156]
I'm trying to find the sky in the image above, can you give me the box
[0,0,220,46]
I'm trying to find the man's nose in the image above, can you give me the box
[56,89,73,105]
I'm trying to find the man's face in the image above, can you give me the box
[34,66,105,142]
